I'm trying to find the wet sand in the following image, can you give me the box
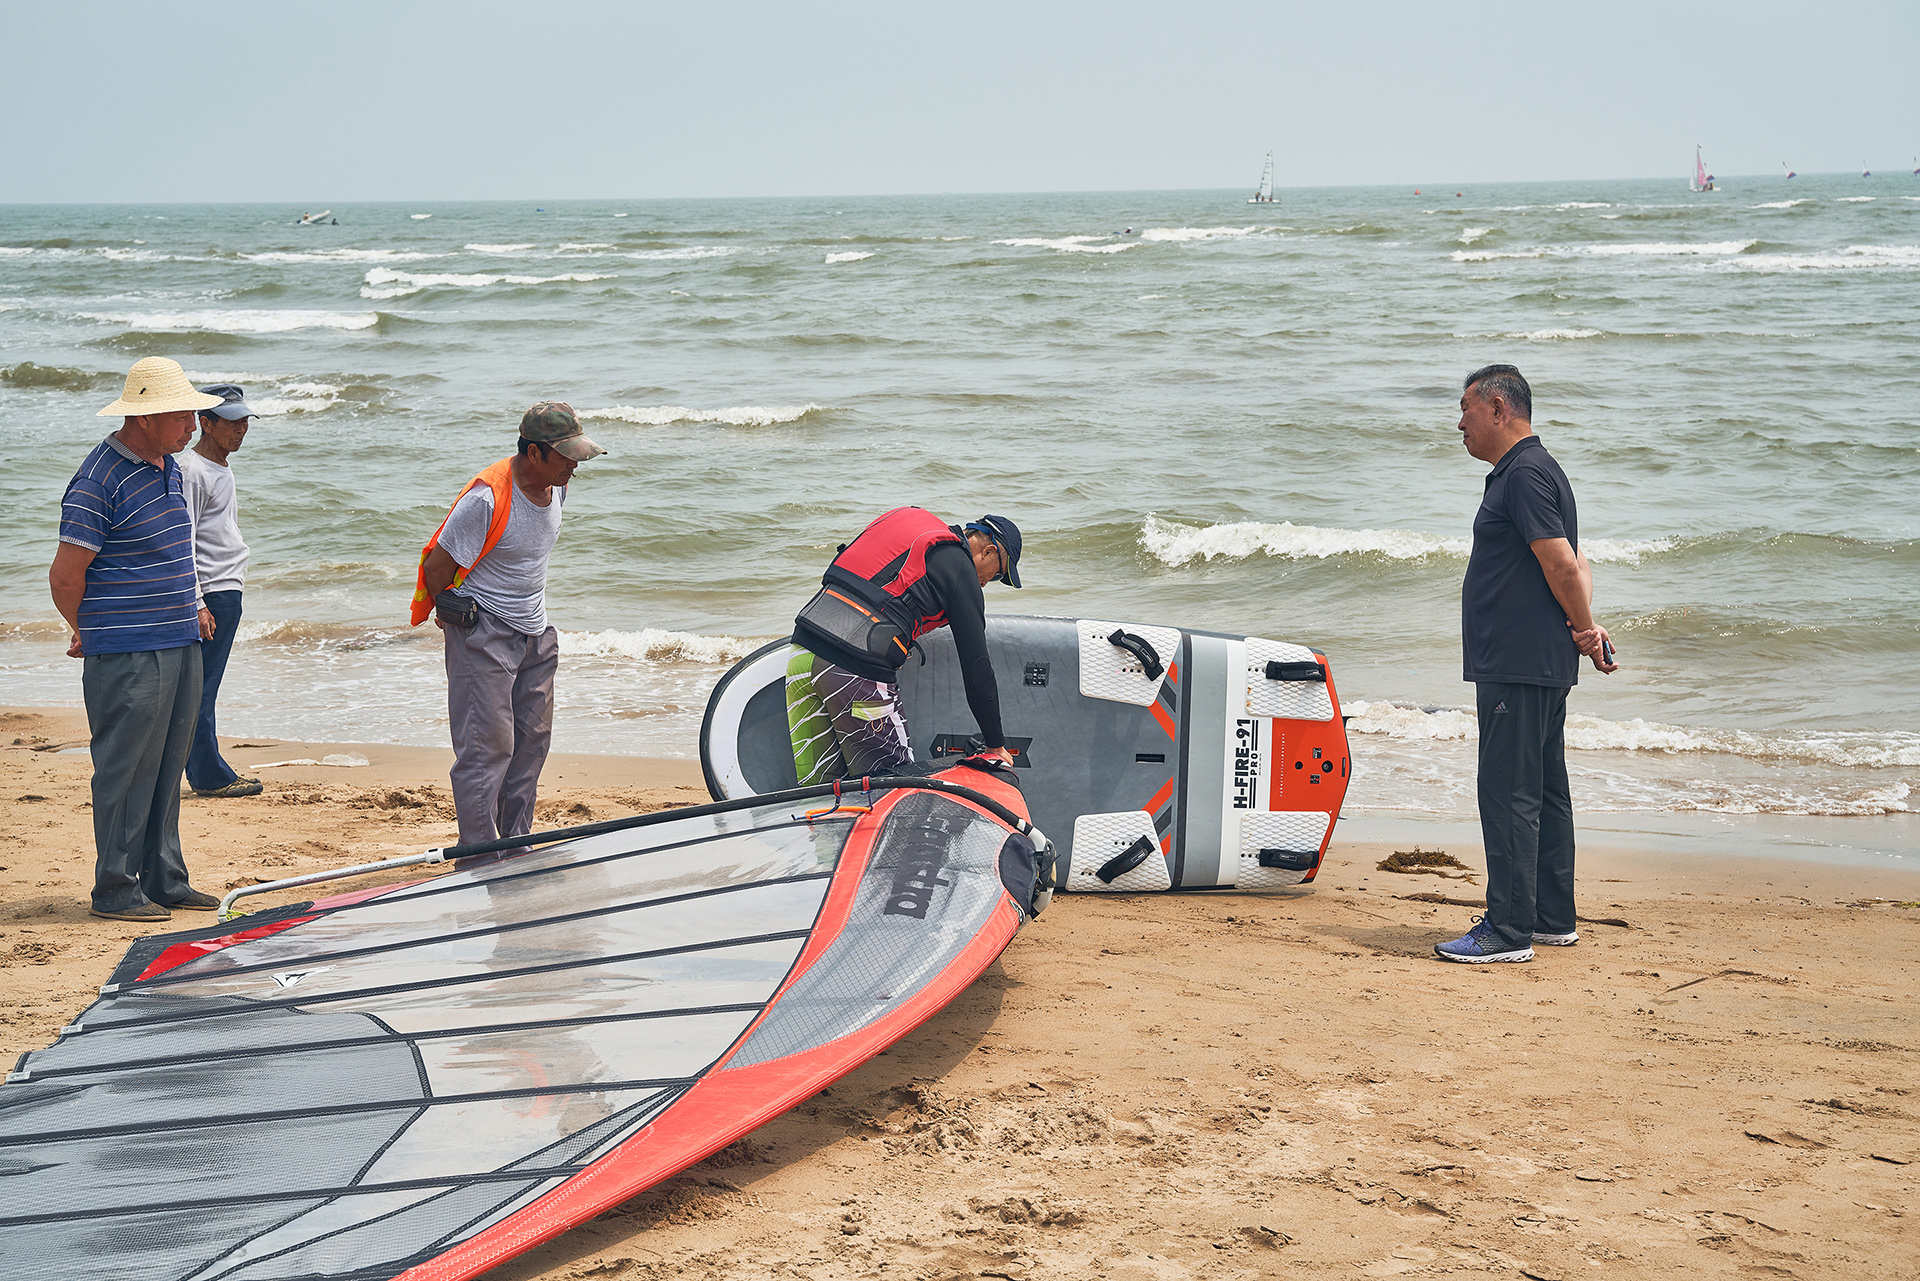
[3,706,1916,1279]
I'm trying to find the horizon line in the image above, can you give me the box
[2,172,1911,208]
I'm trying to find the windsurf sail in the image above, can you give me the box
[1692,146,1714,191]
[1249,151,1276,204]
[1782,161,1796,179]
[0,763,1051,1281]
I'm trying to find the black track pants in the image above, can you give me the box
[1475,681,1575,949]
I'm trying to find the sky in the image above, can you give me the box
[5,0,1917,202]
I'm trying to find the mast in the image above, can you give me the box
[1251,151,1275,203]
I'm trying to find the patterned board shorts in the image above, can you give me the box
[784,644,914,785]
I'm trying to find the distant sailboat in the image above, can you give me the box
[296,210,334,225]
[1690,145,1716,192]
[1782,162,1796,179]
[1862,161,1872,178]
[1248,151,1276,204]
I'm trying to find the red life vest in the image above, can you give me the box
[794,507,964,668]
[830,507,964,641]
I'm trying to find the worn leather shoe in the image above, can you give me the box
[90,901,172,922]
[193,779,264,798]
[157,889,221,912]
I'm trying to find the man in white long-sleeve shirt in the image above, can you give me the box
[179,383,263,798]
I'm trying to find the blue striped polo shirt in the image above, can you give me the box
[59,435,200,655]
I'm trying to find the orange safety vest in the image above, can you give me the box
[409,457,515,625]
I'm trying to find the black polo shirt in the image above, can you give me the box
[1461,434,1580,688]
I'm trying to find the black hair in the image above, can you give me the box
[1464,364,1532,421]
[516,437,551,458]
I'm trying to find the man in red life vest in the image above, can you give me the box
[787,508,1023,783]
[412,404,605,846]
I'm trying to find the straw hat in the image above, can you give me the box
[97,357,224,417]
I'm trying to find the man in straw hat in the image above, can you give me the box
[50,357,225,922]
[412,402,606,848]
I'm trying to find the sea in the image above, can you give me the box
[3,178,1916,860]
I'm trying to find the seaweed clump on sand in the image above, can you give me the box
[1377,846,1474,880]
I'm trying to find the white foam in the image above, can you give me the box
[1555,201,1611,209]
[1457,227,1493,244]
[1141,515,1670,568]
[1451,249,1545,262]
[579,403,824,428]
[465,243,535,253]
[1583,537,1675,564]
[410,213,433,220]
[186,370,273,384]
[1583,240,1756,256]
[81,309,379,333]
[251,381,343,415]
[0,247,30,257]
[359,267,614,300]
[626,246,734,261]
[992,236,1138,254]
[242,248,450,264]
[1453,327,1604,342]
[613,212,629,217]
[824,251,873,264]
[1346,700,1920,772]
[1140,514,1469,566]
[1729,244,1920,272]
[1137,226,1258,242]
[1751,199,1813,209]
[1837,196,1876,203]
[558,242,613,251]
[558,627,761,665]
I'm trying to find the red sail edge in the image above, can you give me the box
[399,771,1031,1281]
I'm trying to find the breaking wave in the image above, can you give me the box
[1726,244,1920,273]
[558,628,762,665]
[242,248,450,264]
[1349,700,1920,768]
[360,268,615,300]
[992,236,1138,254]
[626,246,735,261]
[465,243,535,253]
[80,309,379,333]
[1137,227,1259,242]
[1139,515,1672,567]
[579,403,825,428]
[824,251,873,264]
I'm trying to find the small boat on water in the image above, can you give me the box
[1782,162,1796,179]
[1862,161,1872,178]
[1690,146,1716,192]
[1248,151,1276,204]
[296,210,336,225]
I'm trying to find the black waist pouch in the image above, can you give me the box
[435,589,480,629]
[792,568,913,669]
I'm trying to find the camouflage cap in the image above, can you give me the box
[519,401,607,461]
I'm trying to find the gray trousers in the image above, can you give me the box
[83,643,202,913]
[1476,681,1576,949]
[444,611,558,846]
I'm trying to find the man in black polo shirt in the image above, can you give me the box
[1437,365,1617,964]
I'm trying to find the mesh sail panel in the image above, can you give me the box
[0,802,847,1281]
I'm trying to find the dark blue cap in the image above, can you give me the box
[965,514,1023,588]
[196,383,257,420]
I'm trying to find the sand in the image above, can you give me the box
[3,705,1917,1280]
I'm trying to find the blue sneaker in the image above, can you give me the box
[1434,916,1533,964]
